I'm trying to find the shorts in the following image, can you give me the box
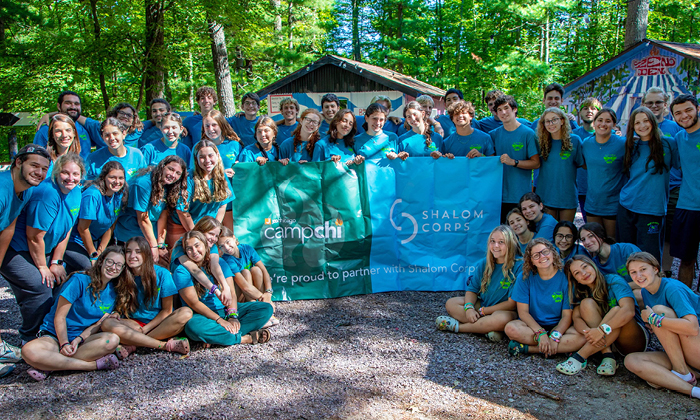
[670,208,700,261]
[665,187,680,238]
[612,322,651,355]
[36,330,58,341]
[585,212,617,221]
[135,320,147,328]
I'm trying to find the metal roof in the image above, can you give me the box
[256,55,446,99]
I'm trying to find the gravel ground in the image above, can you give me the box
[1,275,700,420]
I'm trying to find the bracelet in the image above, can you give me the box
[479,307,486,317]
[464,303,475,311]
[264,289,273,294]
[208,285,219,295]
[549,330,562,343]
[533,328,546,342]
[225,312,239,320]
[648,312,665,328]
[215,317,222,324]
[76,336,85,345]
[60,342,71,349]
[157,243,168,249]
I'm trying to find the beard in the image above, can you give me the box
[18,164,42,187]
[680,112,699,130]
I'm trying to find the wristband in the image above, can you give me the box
[513,159,519,168]
[264,289,273,294]
[157,243,168,249]
[60,343,71,349]
[215,317,222,324]
[464,303,475,311]
[549,330,562,343]
[479,307,486,317]
[208,285,219,295]
[76,336,85,345]
[533,328,546,342]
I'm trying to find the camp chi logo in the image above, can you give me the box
[559,150,572,160]
[551,291,563,303]
[512,142,524,151]
[603,154,618,164]
[632,46,677,77]
[263,216,343,244]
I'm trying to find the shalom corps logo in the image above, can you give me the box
[389,199,484,244]
[262,216,344,244]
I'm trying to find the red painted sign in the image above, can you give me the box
[632,47,677,76]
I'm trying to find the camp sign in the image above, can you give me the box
[230,157,503,301]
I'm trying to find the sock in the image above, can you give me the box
[571,352,586,363]
[692,387,700,399]
[672,370,693,382]
[601,352,615,360]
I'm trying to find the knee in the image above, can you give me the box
[174,307,193,324]
[100,318,119,333]
[250,266,262,277]
[652,305,676,318]
[21,340,42,365]
[579,298,601,317]
[101,333,120,352]
[624,353,643,373]
[504,321,518,338]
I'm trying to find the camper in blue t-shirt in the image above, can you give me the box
[228,92,262,146]
[66,162,126,272]
[519,193,558,241]
[624,252,700,400]
[79,103,144,149]
[397,101,443,158]
[441,100,494,159]
[311,110,363,166]
[140,113,192,168]
[279,109,323,164]
[505,238,585,357]
[552,221,584,264]
[85,118,146,181]
[22,247,130,381]
[556,255,647,376]
[354,103,399,160]
[436,225,523,339]
[578,222,641,286]
[238,117,281,164]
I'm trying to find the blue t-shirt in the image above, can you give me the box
[605,273,642,323]
[276,122,298,141]
[619,137,678,216]
[238,143,280,163]
[559,243,585,264]
[511,270,571,326]
[172,176,233,225]
[113,174,167,242]
[533,213,558,241]
[131,265,178,322]
[139,121,163,148]
[83,117,142,149]
[536,135,584,209]
[141,139,192,168]
[40,273,116,341]
[34,122,101,160]
[11,180,81,254]
[171,262,233,311]
[490,124,539,203]
[582,135,626,216]
[85,146,146,182]
[279,138,313,162]
[588,242,641,283]
[572,127,594,195]
[436,114,455,138]
[675,129,700,211]
[69,186,122,248]
[0,170,35,232]
[642,278,700,322]
[354,131,398,160]
[440,129,494,157]
[659,119,683,189]
[190,139,243,170]
[319,120,331,137]
[181,114,203,149]
[228,115,259,147]
[397,132,442,157]
[220,244,261,271]
[474,116,531,133]
[311,136,356,162]
[465,259,523,307]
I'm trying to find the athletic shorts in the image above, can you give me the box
[670,208,700,261]
[585,212,617,221]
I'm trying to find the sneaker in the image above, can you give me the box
[0,362,14,378]
[508,340,529,356]
[487,331,504,342]
[435,316,459,332]
[0,341,22,363]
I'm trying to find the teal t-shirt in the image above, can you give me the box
[131,265,178,322]
[0,170,35,232]
[227,115,259,147]
[440,129,494,157]
[69,186,123,248]
[220,244,261,271]
[588,242,641,283]
[536,135,584,209]
[114,174,167,242]
[85,146,147,181]
[533,213,558,241]
[172,262,234,311]
[642,277,700,323]
[674,129,700,211]
[141,139,192,168]
[582,135,626,216]
[279,138,313,162]
[311,136,356,162]
[354,131,398,160]
[397,132,442,157]
[511,270,571,326]
[171,176,234,225]
[465,258,523,307]
[238,143,280,162]
[490,124,539,203]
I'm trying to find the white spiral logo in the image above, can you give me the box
[389,198,418,244]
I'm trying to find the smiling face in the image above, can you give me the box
[301,114,321,132]
[633,112,653,140]
[568,260,596,288]
[488,231,507,263]
[578,229,601,255]
[125,242,144,270]
[102,252,125,280]
[452,110,472,128]
[151,103,169,124]
[672,101,700,130]
[204,227,221,249]
[405,108,424,129]
[19,155,50,187]
[281,103,298,121]
[197,146,218,174]
[520,199,543,222]
[322,101,339,122]
[336,113,354,137]
[530,243,553,271]
[185,237,206,263]
[366,111,386,134]
[115,107,135,128]
[256,125,275,148]
[53,121,75,150]
[628,260,660,289]
[544,91,562,108]
[58,161,81,192]
[643,92,666,120]
[243,98,260,118]
[507,213,528,235]
[594,112,614,137]
[203,116,221,141]
[102,124,125,150]
[58,94,81,120]
[218,236,238,255]
[197,94,216,114]
[105,168,125,194]
[496,103,516,124]
[161,119,183,143]
[445,93,461,108]
[543,112,563,134]
[554,226,574,253]
[162,161,183,185]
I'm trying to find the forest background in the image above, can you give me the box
[0,0,697,129]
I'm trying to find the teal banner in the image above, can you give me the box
[231,157,503,301]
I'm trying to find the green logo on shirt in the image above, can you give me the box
[608,297,617,308]
[604,154,617,164]
[512,142,524,151]
[470,144,482,151]
[70,207,79,217]
[428,143,438,151]
[560,151,572,160]
[99,304,111,314]
[696,144,700,151]
[552,292,563,303]
[617,265,628,277]
[500,279,512,290]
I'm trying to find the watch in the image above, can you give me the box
[90,252,99,258]
[549,330,562,340]
[513,159,519,167]
[50,259,64,266]
[599,324,612,335]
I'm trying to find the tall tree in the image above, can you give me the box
[207,17,236,117]
[625,0,650,48]
[144,0,166,113]
[88,0,109,111]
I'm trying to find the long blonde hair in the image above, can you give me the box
[536,107,572,161]
[192,140,230,203]
[564,255,610,314]
[480,225,521,294]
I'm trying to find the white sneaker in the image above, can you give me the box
[0,342,21,363]
[0,362,14,378]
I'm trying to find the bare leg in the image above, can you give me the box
[102,318,167,349]
[147,307,193,340]
[625,352,696,395]
[250,266,264,292]
[23,334,119,372]
[223,211,234,231]
[544,208,559,220]
[558,209,577,223]
[445,296,516,333]
[602,219,617,241]
[678,260,695,289]
[649,305,700,375]
[504,320,538,346]
[575,299,613,359]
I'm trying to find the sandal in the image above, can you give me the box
[508,340,528,356]
[262,316,280,329]
[487,331,504,342]
[597,357,617,376]
[435,316,459,332]
[249,328,271,345]
[556,357,587,375]
[114,345,137,360]
[27,368,51,381]
[95,354,119,371]
[165,337,190,355]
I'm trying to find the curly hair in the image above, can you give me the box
[522,238,562,279]
[623,107,669,176]
[564,255,610,315]
[480,225,522,294]
[51,152,85,184]
[536,107,572,161]
[83,160,129,211]
[132,155,188,210]
[47,115,81,161]
[85,245,136,316]
[201,110,243,145]
[124,237,158,310]
[192,140,230,204]
[290,109,322,157]
[107,102,143,133]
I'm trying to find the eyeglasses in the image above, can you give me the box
[544,118,561,125]
[644,101,665,107]
[243,101,258,107]
[104,259,125,270]
[303,117,320,126]
[555,234,574,241]
[531,248,552,261]
[117,110,135,119]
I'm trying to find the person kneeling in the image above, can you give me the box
[505,238,586,357]
[436,225,522,342]
[22,247,130,380]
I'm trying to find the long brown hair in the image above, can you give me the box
[404,101,435,147]
[201,110,243,145]
[623,106,668,176]
[125,237,159,310]
[254,116,280,160]
[85,245,136,316]
[328,109,356,148]
[564,255,610,315]
[181,231,217,297]
[536,107,573,161]
[131,155,188,210]
[192,140,230,203]
[83,161,129,211]
[47,115,81,161]
[291,109,322,157]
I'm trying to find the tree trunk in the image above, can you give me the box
[8,129,17,159]
[625,0,649,48]
[352,0,361,61]
[89,0,109,111]
[188,51,194,112]
[396,2,404,73]
[271,0,282,39]
[287,0,294,50]
[208,18,236,117]
[454,0,465,78]
[145,0,166,117]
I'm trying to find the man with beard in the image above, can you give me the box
[33,91,104,158]
[572,97,602,222]
[0,144,51,376]
[669,94,700,288]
